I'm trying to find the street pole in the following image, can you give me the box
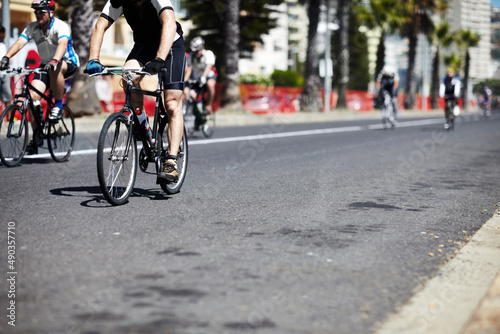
[324,0,331,113]
[1,0,10,48]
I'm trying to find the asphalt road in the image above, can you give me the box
[1,113,499,333]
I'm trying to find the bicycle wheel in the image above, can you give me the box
[160,126,188,194]
[0,105,28,167]
[202,111,215,138]
[48,105,75,162]
[97,112,137,205]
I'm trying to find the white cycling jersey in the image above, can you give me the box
[187,49,216,79]
[20,17,79,67]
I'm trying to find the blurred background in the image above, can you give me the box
[1,0,499,115]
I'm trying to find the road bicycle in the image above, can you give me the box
[0,67,75,167]
[380,90,397,129]
[183,78,215,138]
[444,96,457,131]
[89,67,188,205]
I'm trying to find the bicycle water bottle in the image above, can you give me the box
[135,108,153,144]
[33,100,43,121]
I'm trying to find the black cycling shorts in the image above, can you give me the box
[33,59,78,88]
[126,37,186,91]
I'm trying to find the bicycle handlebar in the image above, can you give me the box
[86,66,167,77]
[0,67,46,76]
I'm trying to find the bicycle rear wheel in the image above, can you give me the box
[0,105,28,167]
[160,126,188,194]
[48,105,75,162]
[202,111,215,138]
[97,112,137,205]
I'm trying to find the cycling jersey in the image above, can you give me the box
[20,18,79,67]
[101,0,183,50]
[439,76,461,98]
[377,72,399,93]
[187,49,217,79]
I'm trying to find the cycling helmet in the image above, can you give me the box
[381,65,396,77]
[446,67,455,77]
[32,0,55,11]
[190,37,205,52]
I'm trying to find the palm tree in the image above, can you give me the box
[336,0,350,109]
[355,0,405,81]
[220,0,243,111]
[400,0,451,110]
[430,21,454,109]
[66,0,101,116]
[456,29,480,110]
[299,0,322,112]
[443,53,462,71]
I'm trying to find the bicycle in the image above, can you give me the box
[0,67,75,167]
[89,67,188,205]
[380,90,397,129]
[183,78,215,138]
[444,96,457,131]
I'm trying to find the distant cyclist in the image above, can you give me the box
[184,37,217,114]
[480,85,492,117]
[439,67,461,129]
[376,66,399,119]
[0,0,79,123]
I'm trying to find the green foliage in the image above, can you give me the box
[270,70,304,87]
[239,74,273,86]
[473,79,500,94]
[181,0,284,72]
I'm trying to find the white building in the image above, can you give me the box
[445,0,492,80]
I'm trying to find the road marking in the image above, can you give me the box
[374,210,500,334]
[20,117,452,158]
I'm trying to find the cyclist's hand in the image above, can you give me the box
[200,76,207,85]
[44,59,60,72]
[0,56,10,70]
[144,57,165,74]
[84,59,104,74]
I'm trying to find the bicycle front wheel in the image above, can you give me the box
[97,112,137,205]
[160,126,188,194]
[0,105,28,167]
[48,105,75,162]
[202,111,215,138]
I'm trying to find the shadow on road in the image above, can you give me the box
[50,186,173,207]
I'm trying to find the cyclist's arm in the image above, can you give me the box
[202,64,212,79]
[4,37,28,59]
[155,9,177,60]
[89,17,113,60]
[52,37,68,62]
[184,65,192,81]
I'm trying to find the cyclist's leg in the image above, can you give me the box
[164,90,184,157]
[29,78,47,132]
[205,77,217,113]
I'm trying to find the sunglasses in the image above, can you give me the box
[34,9,49,15]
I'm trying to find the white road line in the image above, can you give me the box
[20,117,453,158]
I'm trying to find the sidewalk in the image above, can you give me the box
[73,107,498,334]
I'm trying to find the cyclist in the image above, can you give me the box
[0,0,79,126]
[184,37,217,114]
[375,65,399,119]
[0,26,12,109]
[480,85,492,116]
[86,0,185,183]
[439,67,461,129]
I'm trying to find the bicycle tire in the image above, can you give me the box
[0,105,28,167]
[97,112,137,205]
[48,105,75,162]
[202,111,215,138]
[160,126,188,194]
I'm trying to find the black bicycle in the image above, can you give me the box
[89,67,188,205]
[0,67,75,167]
[444,96,457,131]
[380,90,397,129]
[183,78,215,138]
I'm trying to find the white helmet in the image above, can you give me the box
[382,66,396,77]
[190,37,205,52]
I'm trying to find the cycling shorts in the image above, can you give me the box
[33,59,78,88]
[126,37,186,91]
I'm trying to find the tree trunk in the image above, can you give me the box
[430,47,439,109]
[375,32,385,82]
[66,0,101,117]
[336,0,349,109]
[462,50,470,110]
[220,0,243,111]
[404,27,417,109]
[300,0,322,112]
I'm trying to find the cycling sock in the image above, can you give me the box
[55,100,63,109]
